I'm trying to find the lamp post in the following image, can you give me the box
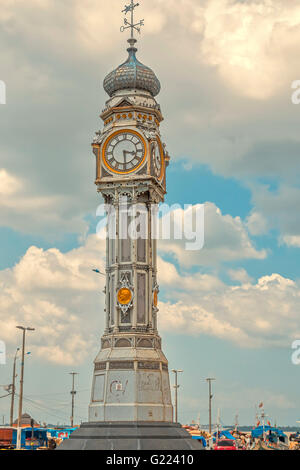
[16,326,35,450]
[171,369,183,424]
[92,269,105,276]
[206,378,215,435]
[70,372,78,428]
[10,347,20,426]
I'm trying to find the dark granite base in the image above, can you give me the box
[57,422,203,450]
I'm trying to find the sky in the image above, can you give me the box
[1,0,300,427]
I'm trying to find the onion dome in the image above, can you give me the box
[103,39,161,97]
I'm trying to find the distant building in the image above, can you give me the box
[12,413,39,428]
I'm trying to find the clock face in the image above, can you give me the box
[103,130,146,174]
[152,141,161,176]
[152,138,164,179]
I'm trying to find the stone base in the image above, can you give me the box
[57,422,203,450]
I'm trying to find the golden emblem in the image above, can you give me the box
[118,288,132,305]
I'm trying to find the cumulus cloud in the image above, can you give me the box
[198,0,300,99]
[227,268,253,284]
[283,235,300,248]
[0,0,299,243]
[158,263,300,348]
[0,235,106,365]
[159,202,266,266]
[0,231,296,366]
[248,183,300,245]
[0,168,88,237]
[246,211,269,236]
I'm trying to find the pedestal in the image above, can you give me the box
[57,422,203,450]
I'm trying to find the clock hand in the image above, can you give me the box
[123,150,135,165]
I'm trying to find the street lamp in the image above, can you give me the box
[16,326,35,450]
[70,372,78,428]
[8,349,31,426]
[206,378,215,435]
[92,269,105,276]
[171,369,183,424]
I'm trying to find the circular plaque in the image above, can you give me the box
[117,288,132,305]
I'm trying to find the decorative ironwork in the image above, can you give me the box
[117,272,134,319]
[109,361,134,370]
[120,1,144,38]
[95,362,107,371]
[103,1,160,98]
[138,361,160,370]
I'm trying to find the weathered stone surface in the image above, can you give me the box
[57,422,203,450]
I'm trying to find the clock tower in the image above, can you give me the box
[59,1,200,450]
[89,3,172,424]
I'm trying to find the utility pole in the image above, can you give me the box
[216,408,221,436]
[16,326,35,450]
[70,372,78,427]
[10,347,20,426]
[206,378,215,435]
[235,411,239,432]
[171,369,183,423]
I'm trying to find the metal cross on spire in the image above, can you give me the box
[120,0,144,41]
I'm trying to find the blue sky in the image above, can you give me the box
[1,0,300,427]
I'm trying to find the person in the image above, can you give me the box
[48,438,57,450]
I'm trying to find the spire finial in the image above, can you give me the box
[120,1,144,47]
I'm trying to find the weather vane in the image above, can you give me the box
[120,0,144,39]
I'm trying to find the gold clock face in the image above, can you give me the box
[103,130,146,174]
[117,288,132,305]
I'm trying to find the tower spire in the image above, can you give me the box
[120,1,144,48]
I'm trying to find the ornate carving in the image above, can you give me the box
[115,338,132,348]
[117,272,134,318]
[109,361,134,370]
[102,339,111,349]
[138,373,161,392]
[137,338,153,348]
[138,361,160,370]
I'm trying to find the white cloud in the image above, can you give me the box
[0,168,89,237]
[198,0,300,99]
[0,169,22,196]
[283,235,300,248]
[249,183,300,245]
[228,268,253,284]
[0,232,297,366]
[0,235,106,365]
[0,0,300,242]
[246,211,269,236]
[159,202,266,267]
[158,265,300,348]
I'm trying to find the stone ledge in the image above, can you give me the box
[57,422,203,450]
